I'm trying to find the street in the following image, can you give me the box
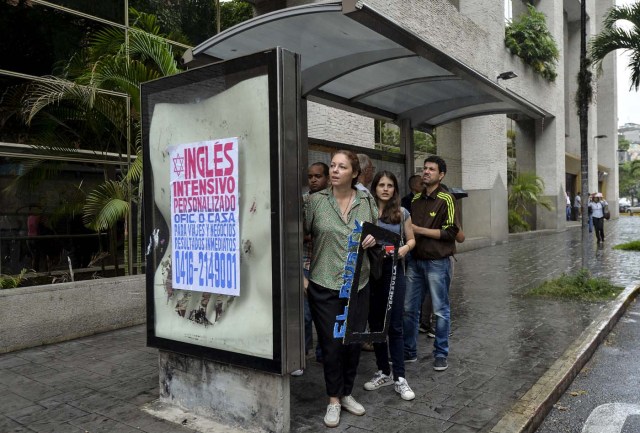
[536,298,640,433]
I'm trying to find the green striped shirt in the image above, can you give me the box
[304,187,378,291]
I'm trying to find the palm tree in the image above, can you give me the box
[508,172,553,232]
[591,3,640,90]
[15,8,183,274]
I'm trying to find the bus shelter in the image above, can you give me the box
[142,2,550,432]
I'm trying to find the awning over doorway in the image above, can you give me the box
[184,1,552,130]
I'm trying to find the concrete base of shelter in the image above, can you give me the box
[0,274,145,353]
[155,350,290,433]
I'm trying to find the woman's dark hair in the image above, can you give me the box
[332,149,361,187]
[371,170,402,224]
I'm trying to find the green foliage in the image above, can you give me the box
[10,8,181,274]
[414,130,436,155]
[508,209,529,232]
[130,0,253,46]
[508,171,553,233]
[505,5,559,82]
[0,269,29,289]
[527,269,622,301]
[619,160,640,200]
[613,240,640,251]
[373,121,436,155]
[618,135,631,151]
[590,3,640,91]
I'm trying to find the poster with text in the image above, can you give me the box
[170,138,240,296]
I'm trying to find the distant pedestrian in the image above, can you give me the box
[573,192,581,221]
[565,191,571,221]
[588,192,608,243]
[403,156,460,372]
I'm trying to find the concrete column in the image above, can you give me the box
[534,0,566,230]
[460,116,508,244]
[157,350,290,433]
[595,0,619,217]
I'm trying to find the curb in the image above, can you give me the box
[490,282,640,433]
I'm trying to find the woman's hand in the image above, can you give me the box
[398,244,411,258]
[361,234,376,249]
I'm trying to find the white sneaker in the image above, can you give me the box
[394,377,415,401]
[339,395,365,416]
[363,370,393,391]
[290,369,304,377]
[324,403,341,428]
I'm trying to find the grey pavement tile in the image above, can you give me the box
[7,377,63,402]
[401,400,460,421]
[0,415,35,433]
[12,403,88,426]
[0,369,26,386]
[481,376,528,395]
[100,377,157,401]
[443,423,480,433]
[457,373,494,391]
[0,392,36,415]
[69,413,143,433]
[470,391,517,409]
[92,400,190,432]
[447,403,499,430]
[442,389,483,408]
[0,356,32,369]
[22,422,86,433]
[66,392,123,413]
[398,416,452,432]
[37,388,96,409]
[9,363,57,378]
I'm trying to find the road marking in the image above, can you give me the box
[582,403,640,433]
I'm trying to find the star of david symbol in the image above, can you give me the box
[173,154,185,177]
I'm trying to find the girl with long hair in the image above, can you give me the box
[363,170,416,401]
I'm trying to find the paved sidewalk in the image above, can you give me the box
[2,218,639,433]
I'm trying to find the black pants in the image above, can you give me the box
[308,281,368,397]
[593,217,605,241]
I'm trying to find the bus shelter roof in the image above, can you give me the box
[184,1,551,130]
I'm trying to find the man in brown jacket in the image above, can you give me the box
[403,156,460,371]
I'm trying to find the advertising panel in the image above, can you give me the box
[142,49,303,373]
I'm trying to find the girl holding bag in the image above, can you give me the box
[363,171,416,401]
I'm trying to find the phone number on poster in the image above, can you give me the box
[174,250,237,289]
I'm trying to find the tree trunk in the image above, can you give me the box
[579,0,590,269]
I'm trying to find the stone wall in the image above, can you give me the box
[0,275,145,353]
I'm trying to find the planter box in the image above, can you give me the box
[0,275,145,353]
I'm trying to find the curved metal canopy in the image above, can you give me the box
[184,1,551,129]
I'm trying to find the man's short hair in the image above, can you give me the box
[357,153,372,172]
[424,155,447,174]
[310,162,329,177]
[408,174,421,188]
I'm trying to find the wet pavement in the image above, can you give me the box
[2,217,639,433]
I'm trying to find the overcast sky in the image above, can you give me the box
[615,0,639,126]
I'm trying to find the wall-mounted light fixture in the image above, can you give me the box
[496,71,518,81]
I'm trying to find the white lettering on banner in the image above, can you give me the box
[169,138,240,296]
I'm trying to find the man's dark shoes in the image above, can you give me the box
[433,357,448,371]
